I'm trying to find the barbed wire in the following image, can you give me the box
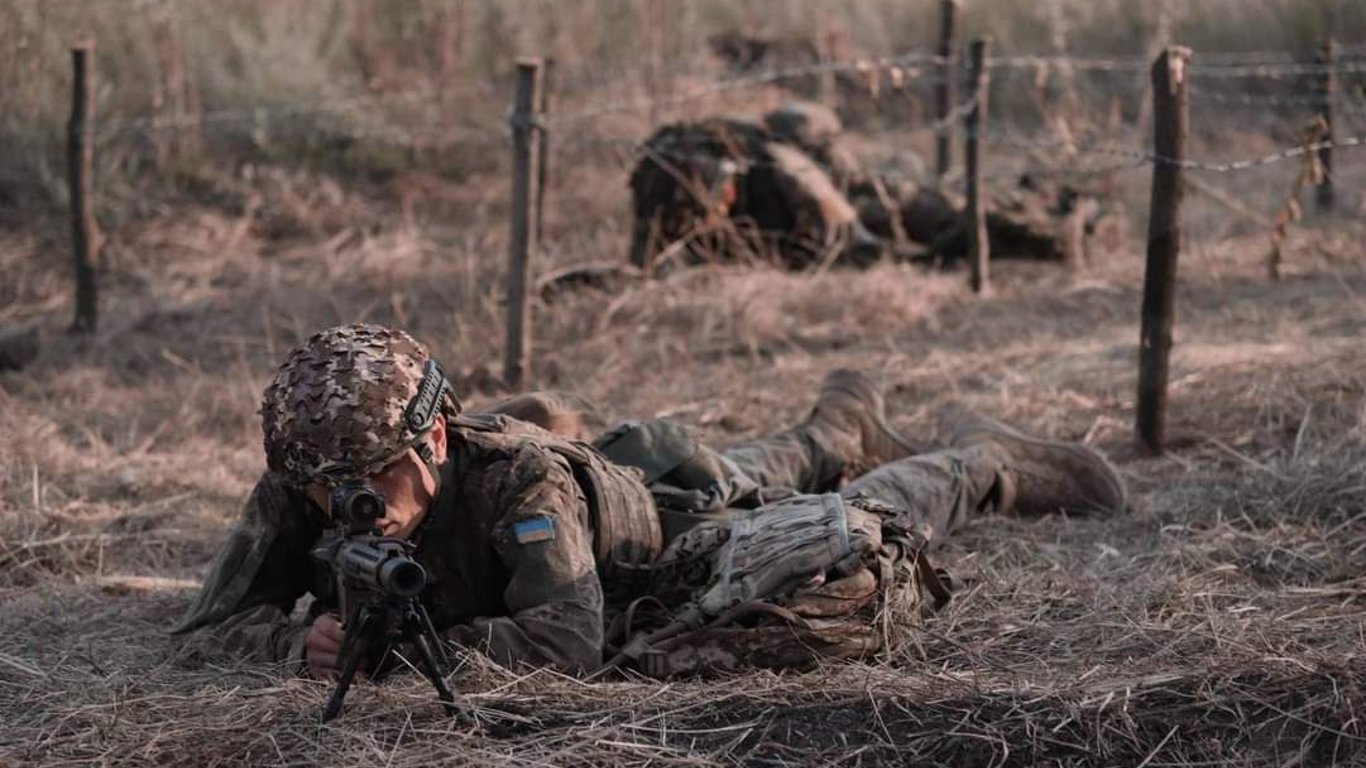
[663,115,1347,180]
[550,88,983,157]
[983,129,1366,173]
[1195,49,1303,65]
[549,129,1156,193]
[554,46,1366,103]
[926,94,982,136]
[1166,134,1365,172]
[550,50,1366,125]
[52,43,1366,143]
[15,38,1366,191]
[94,86,506,140]
[97,118,508,147]
[556,116,1366,183]
[1190,58,1366,78]
[85,99,1366,181]
[548,52,950,125]
[1189,88,1366,114]
[986,53,1366,76]
[1189,45,1366,64]
[989,55,1150,73]
[535,53,955,128]
[975,155,1151,187]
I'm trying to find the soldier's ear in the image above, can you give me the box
[429,414,448,464]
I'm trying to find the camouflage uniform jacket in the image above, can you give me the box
[174,417,656,673]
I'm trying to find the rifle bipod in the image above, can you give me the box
[320,595,469,723]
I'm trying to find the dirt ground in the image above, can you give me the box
[2,143,1365,766]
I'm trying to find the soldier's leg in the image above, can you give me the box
[720,369,918,494]
[590,370,915,514]
[840,445,1004,543]
[843,412,1128,544]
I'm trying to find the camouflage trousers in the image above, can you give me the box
[725,422,1002,544]
[486,392,1004,549]
[486,393,1007,675]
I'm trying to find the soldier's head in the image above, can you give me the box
[260,323,461,539]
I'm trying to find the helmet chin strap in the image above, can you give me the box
[405,436,446,547]
[413,438,443,500]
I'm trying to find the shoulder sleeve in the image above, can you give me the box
[171,473,320,665]
[445,445,604,673]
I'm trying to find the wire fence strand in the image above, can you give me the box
[1189,88,1366,114]
[548,52,950,125]
[5,43,1365,202]
[46,44,1366,145]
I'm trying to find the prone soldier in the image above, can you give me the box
[174,323,1126,687]
[628,102,1106,273]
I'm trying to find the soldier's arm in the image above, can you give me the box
[172,473,321,666]
[443,447,604,673]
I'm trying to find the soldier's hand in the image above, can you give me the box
[306,613,346,679]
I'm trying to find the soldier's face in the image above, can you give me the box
[308,416,448,539]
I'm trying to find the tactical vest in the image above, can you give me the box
[450,414,664,591]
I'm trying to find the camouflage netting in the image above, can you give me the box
[260,323,458,487]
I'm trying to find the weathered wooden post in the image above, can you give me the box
[1316,38,1336,212]
[535,56,554,245]
[965,37,990,294]
[505,59,542,390]
[1136,46,1190,454]
[69,42,98,333]
[934,0,958,178]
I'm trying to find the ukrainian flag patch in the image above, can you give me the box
[512,516,556,544]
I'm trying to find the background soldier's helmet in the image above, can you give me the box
[260,323,460,487]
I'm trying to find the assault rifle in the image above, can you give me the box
[310,485,465,722]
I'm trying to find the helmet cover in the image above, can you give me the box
[260,323,458,487]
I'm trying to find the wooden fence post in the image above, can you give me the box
[505,59,542,391]
[69,42,98,334]
[934,0,958,178]
[965,37,990,295]
[1136,46,1190,454]
[1316,38,1336,212]
[535,57,554,245]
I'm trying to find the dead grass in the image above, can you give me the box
[3,172,1366,763]
[3,10,1366,759]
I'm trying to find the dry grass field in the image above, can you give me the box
[3,1,1366,766]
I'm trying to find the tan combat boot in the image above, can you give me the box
[804,369,919,479]
[945,411,1128,516]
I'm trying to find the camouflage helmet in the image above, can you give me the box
[260,323,461,487]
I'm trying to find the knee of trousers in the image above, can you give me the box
[840,446,1005,519]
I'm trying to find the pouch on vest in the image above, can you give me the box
[453,414,663,595]
[596,493,952,678]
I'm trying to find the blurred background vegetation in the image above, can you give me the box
[1,0,1362,222]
